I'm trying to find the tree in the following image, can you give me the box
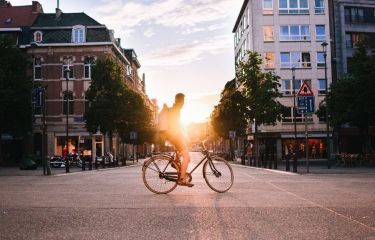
[210,79,247,159]
[85,57,156,152]
[116,90,156,145]
[84,57,127,151]
[0,36,32,163]
[321,43,375,153]
[235,51,285,158]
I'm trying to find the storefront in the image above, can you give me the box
[54,133,102,157]
[281,136,328,159]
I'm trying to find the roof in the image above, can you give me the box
[33,12,102,27]
[0,2,42,28]
[232,0,248,33]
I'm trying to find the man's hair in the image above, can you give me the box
[175,93,185,103]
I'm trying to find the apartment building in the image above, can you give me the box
[233,0,332,160]
[331,0,375,153]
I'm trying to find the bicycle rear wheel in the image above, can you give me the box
[203,156,233,193]
[142,156,179,194]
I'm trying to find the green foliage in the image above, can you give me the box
[210,79,247,138]
[84,57,155,144]
[0,36,32,137]
[116,90,156,144]
[323,43,375,130]
[236,51,285,126]
[84,57,125,135]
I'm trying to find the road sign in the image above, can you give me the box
[297,81,314,96]
[297,96,315,113]
[129,131,137,140]
[32,88,44,107]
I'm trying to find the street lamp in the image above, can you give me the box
[64,67,70,173]
[321,41,330,169]
[291,67,297,172]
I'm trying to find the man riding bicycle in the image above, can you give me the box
[165,93,193,187]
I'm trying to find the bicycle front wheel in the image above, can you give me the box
[142,156,179,194]
[203,156,233,193]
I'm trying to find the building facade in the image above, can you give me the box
[1,1,155,162]
[233,0,332,160]
[330,0,375,153]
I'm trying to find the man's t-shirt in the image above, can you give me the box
[167,104,182,134]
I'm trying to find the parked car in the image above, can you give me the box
[19,158,37,170]
[50,156,65,168]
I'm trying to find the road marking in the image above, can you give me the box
[232,164,298,175]
[244,172,375,232]
[53,164,141,177]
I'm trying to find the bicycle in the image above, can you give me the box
[142,142,234,194]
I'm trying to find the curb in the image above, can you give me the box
[230,163,299,175]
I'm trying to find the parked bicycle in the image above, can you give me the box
[142,142,234,194]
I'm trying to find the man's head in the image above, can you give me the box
[174,93,185,107]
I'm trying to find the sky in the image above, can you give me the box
[12,0,243,124]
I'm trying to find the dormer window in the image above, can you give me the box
[72,25,85,43]
[34,31,42,43]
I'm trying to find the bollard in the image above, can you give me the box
[95,157,98,170]
[273,154,277,169]
[82,158,85,171]
[89,158,92,170]
[65,157,70,173]
[46,156,51,175]
[327,155,331,169]
[241,155,245,165]
[286,155,290,171]
[292,153,298,172]
[102,156,105,169]
[263,154,267,168]
[268,154,272,169]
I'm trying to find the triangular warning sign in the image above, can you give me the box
[297,81,314,96]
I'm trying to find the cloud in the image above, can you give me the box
[143,28,155,38]
[141,35,232,67]
[94,0,237,34]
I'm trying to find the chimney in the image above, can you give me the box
[32,1,43,14]
[56,8,62,18]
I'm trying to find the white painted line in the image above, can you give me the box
[231,164,298,175]
[245,172,375,233]
[53,164,142,177]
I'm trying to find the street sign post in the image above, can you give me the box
[129,131,138,162]
[297,96,315,114]
[296,80,315,173]
[32,88,44,108]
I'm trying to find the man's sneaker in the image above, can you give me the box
[177,179,194,187]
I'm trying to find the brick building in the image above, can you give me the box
[1,1,155,162]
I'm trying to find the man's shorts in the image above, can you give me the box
[166,131,187,152]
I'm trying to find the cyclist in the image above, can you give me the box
[166,93,193,187]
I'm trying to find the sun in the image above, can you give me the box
[180,102,210,126]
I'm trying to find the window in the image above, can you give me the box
[345,33,352,48]
[282,107,310,123]
[279,0,309,14]
[72,25,85,43]
[263,26,274,41]
[34,57,42,80]
[316,25,326,41]
[34,31,42,43]
[281,79,291,95]
[265,52,275,69]
[314,0,324,14]
[62,57,74,79]
[263,0,273,14]
[350,32,366,48]
[317,52,325,67]
[280,25,310,41]
[280,52,311,68]
[351,7,364,23]
[84,56,95,79]
[318,79,326,94]
[63,91,74,115]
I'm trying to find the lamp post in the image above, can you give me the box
[64,68,70,173]
[291,67,297,172]
[321,41,330,169]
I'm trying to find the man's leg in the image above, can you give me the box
[179,149,190,180]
